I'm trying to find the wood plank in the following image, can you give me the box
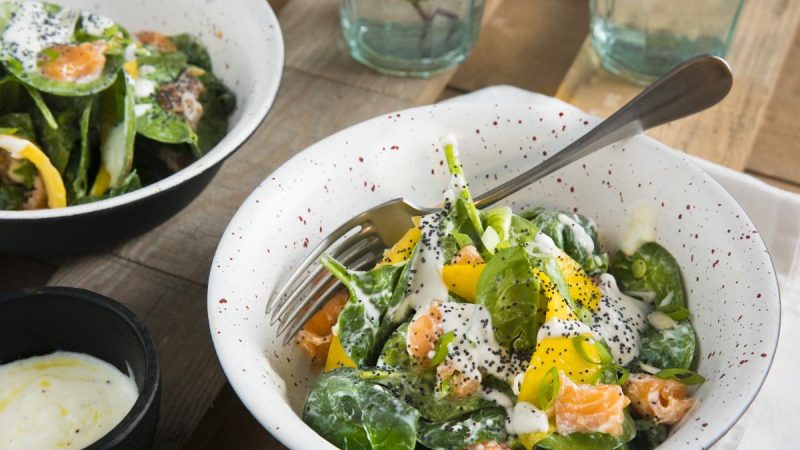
[450,0,589,96]
[747,171,800,194]
[185,384,287,450]
[282,0,500,105]
[746,26,800,186]
[113,67,409,283]
[48,256,218,450]
[556,0,800,170]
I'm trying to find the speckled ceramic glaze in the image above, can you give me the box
[208,104,779,450]
[0,0,283,254]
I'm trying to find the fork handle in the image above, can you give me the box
[472,54,733,209]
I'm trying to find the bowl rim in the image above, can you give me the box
[0,0,285,221]
[208,102,781,450]
[0,286,161,449]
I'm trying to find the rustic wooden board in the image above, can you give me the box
[746,26,800,186]
[450,0,589,96]
[556,0,800,170]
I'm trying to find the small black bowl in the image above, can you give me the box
[0,287,160,450]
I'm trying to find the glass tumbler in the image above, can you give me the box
[340,0,486,78]
[590,0,744,84]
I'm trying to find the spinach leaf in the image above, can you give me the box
[476,246,541,352]
[303,369,419,450]
[97,72,136,188]
[322,254,406,366]
[417,406,508,450]
[628,419,668,450]
[443,138,483,237]
[609,242,686,315]
[194,70,235,156]
[0,113,36,140]
[360,369,492,422]
[35,107,79,174]
[132,136,194,185]
[638,320,696,370]
[536,410,636,450]
[0,2,128,96]
[376,322,414,370]
[523,208,608,275]
[170,33,212,71]
[0,183,28,210]
[440,197,484,261]
[74,170,142,204]
[65,98,95,202]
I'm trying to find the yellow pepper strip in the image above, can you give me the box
[555,252,602,310]
[442,263,485,302]
[90,166,111,197]
[518,270,602,409]
[0,134,66,208]
[122,60,139,79]
[324,334,356,372]
[376,220,421,267]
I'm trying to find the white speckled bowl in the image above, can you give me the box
[208,104,779,449]
[0,0,283,254]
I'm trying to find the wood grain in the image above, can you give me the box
[556,0,800,170]
[746,25,800,186]
[450,0,589,95]
[47,255,217,450]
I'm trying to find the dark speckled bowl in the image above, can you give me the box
[0,287,160,450]
[0,0,283,255]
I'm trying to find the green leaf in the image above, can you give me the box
[538,366,561,410]
[65,98,95,201]
[193,70,235,156]
[609,242,686,313]
[440,198,485,261]
[99,72,136,188]
[628,419,668,450]
[0,2,129,96]
[0,183,28,210]
[0,113,36,141]
[638,320,696,370]
[360,369,492,422]
[536,410,636,450]
[303,369,419,450]
[170,33,213,71]
[430,331,455,366]
[655,368,705,385]
[417,407,508,450]
[376,322,414,370]
[523,207,609,275]
[73,170,142,204]
[443,138,483,236]
[322,254,406,366]
[35,107,79,174]
[476,246,541,352]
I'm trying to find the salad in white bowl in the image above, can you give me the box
[207,103,779,450]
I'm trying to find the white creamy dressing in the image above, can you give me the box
[0,351,138,450]
[388,212,448,322]
[134,78,157,98]
[526,231,561,257]
[557,213,595,254]
[589,273,649,365]
[134,103,152,117]
[536,318,594,342]
[80,12,114,37]
[509,401,549,435]
[435,302,528,383]
[1,1,79,72]
[619,203,658,256]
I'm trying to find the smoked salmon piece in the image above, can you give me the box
[554,371,630,437]
[406,301,443,362]
[450,245,484,265]
[623,374,695,425]
[40,42,107,82]
[465,441,512,450]
[136,31,177,52]
[296,291,348,368]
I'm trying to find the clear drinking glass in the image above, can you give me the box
[340,0,486,78]
[590,0,744,84]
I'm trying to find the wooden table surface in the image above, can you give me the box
[3,0,800,449]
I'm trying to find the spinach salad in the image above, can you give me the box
[298,136,703,450]
[0,0,234,210]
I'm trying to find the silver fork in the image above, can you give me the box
[267,54,733,343]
